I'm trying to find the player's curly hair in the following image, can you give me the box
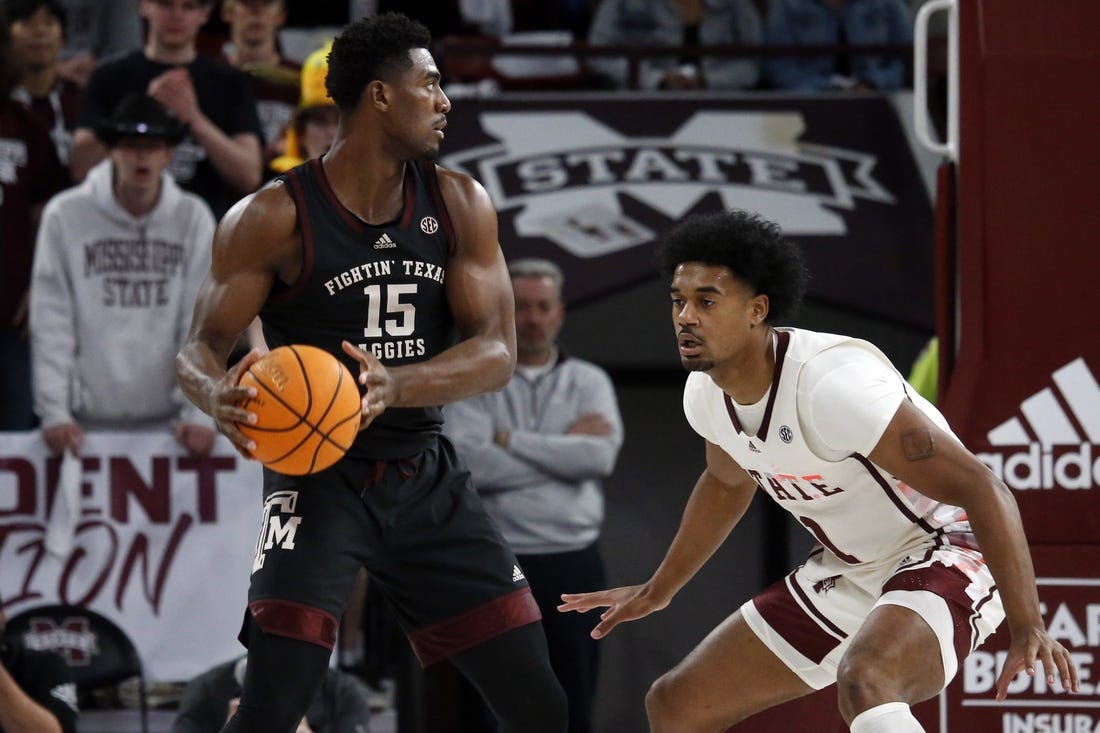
[656,210,809,323]
[325,12,432,113]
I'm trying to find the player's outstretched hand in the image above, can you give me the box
[207,348,262,459]
[558,584,669,639]
[341,341,398,430]
[995,626,1079,700]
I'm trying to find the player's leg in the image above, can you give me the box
[645,609,814,733]
[222,617,332,732]
[449,620,569,733]
[225,463,375,732]
[837,544,1004,731]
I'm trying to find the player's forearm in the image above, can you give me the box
[648,471,752,602]
[966,478,1045,633]
[0,664,63,733]
[391,335,514,408]
[175,339,232,417]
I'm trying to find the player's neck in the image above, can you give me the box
[321,140,407,225]
[711,327,776,405]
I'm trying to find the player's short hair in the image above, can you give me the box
[508,258,564,293]
[325,12,432,113]
[656,209,809,323]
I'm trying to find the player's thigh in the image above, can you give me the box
[650,609,814,725]
[838,602,945,706]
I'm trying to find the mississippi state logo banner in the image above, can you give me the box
[441,93,934,329]
[0,431,261,682]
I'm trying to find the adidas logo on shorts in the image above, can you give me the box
[373,233,397,249]
[512,565,525,582]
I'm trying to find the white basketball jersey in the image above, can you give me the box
[683,328,972,567]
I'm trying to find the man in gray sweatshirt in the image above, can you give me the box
[444,258,624,733]
[30,92,217,457]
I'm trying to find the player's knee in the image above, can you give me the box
[836,652,893,721]
[646,671,690,729]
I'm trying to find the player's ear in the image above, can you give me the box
[750,294,769,326]
[366,80,389,110]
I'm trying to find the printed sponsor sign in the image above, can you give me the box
[440,94,934,328]
[0,431,261,681]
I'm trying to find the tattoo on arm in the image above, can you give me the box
[902,428,936,461]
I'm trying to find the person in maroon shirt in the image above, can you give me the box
[7,0,79,165]
[218,0,299,167]
[0,6,70,430]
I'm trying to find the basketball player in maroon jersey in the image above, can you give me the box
[176,12,567,733]
[560,211,1078,732]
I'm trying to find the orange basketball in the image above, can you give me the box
[236,345,362,475]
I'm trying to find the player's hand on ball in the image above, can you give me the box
[208,348,262,457]
[341,341,398,430]
[558,584,670,639]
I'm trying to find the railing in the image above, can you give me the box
[437,37,922,90]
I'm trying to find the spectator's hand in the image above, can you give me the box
[659,67,705,90]
[341,341,395,431]
[147,68,201,125]
[42,423,84,455]
[206,349,263,460]
[176,424,217,458]
[58,51,96,88]
[567,412,613,436]
[296,717,314,733]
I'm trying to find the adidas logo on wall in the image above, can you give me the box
[976,357,1100,490]
[373,233,397,249]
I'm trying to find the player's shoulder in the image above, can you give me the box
[432,163,491,209]
[215,179,298,250]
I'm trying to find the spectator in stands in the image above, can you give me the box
[219,0,300,167]
[764,0,912,91]
[30,92,218,458]
[0,592,80,733]
[587,0,762,90]
[56,0,143,88]
[0,5,70,432]
[71,0,263,218]
[444,258,624,733]
[7,0,79,165]
[269,41,337,174]
[171,653,372,733]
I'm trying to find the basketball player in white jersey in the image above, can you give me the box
[559,210,1078,732]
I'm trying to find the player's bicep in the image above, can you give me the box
[442,175,513,342]
[868,399,994,508]
[185,194,282,356]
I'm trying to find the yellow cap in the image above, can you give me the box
[299,40,334,110]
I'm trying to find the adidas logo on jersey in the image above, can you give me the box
[512,565,525,582]
[373,233,397,249]
[976,357,1100,491]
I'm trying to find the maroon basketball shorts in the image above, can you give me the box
[244,435,540,666]
[742,538,1004,690]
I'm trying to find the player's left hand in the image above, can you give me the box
[341,341,398,430]
[558,583,669,639]
[176,423,217,458]
[995,626,1079,699]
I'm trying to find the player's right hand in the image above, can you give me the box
[206,349,262,458]
[558,584,670,639]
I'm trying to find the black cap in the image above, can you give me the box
[95,93,188,147]
[4,0,66,27]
